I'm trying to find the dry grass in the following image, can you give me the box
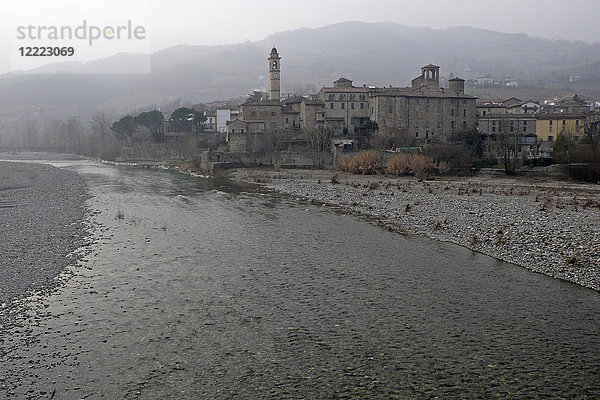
[337,151,380,175]
[387,153,435,178]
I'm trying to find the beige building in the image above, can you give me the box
[318,78,370,134]
[536,114,586,142]
[369,64,477,142]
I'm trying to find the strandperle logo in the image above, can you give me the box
[16,20,146,45]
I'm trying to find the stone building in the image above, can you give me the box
[369,64,477,143]
[317,78,370,134]
[478,114,538,155]
[228,51,477,151]
[227,47,286,151]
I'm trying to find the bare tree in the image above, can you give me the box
[91,112,111,139]
[306,127,333,167]
[495,116,520,175]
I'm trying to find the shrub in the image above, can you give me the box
[387,153,434,178]
[410,154,435,178]
[438,160,450,175]
[337,151,380,174]
[387,154,411,176]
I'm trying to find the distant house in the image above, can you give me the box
[473,76,494,87]
[205,110,216,131]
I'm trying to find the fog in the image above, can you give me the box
[1,0,599,73]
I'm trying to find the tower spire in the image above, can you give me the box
[268,47,281,101]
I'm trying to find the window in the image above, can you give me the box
[285,118,288,123]
[293,120,296,127]
[273,61,277,69]
[415,120,419,128]
[563,120,566,126]
[360,103,364,109]
[463,121,467,130]
[415,132,419,138]
[451,108,455,116]
[549,126,553,133]
[437,121,441,128]
[350,94,355,100]
[416,105,419,112]
[398,119,403,128]
[483,111,487,116]
[232,129,235,133]
[341,103,345,109]
[340,94,346,101]
[330,103,335,109]
[329,94,334,100]
[416,97,420,103]
[463,99,467,105]
[389,105,393,113]
[426,98,430,104]
[451,98,455,104]
[492,126,496,133]
[463,109,467,117]
[548,136,554,142]
[425,121,429,129]
[271,112,275,116]
[451,121,455,129]
[351,103,355,109]
[576,120,580,126]
[549,120,553,126]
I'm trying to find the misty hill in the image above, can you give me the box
[1,21,600,121]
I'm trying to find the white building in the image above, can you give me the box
[216,109,232,133]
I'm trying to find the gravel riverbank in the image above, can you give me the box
[0,161,89,308]
[230,168,600,291]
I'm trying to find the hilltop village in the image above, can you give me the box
[135,46,597,178]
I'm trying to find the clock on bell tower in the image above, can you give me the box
[268,46,281,102]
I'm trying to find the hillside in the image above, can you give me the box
[1,21,599,122]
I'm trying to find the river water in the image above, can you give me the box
[2,158,600,399]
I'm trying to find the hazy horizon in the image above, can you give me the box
[2,0,600,74]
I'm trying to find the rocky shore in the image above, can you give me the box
[0,161,89,309]
[230,168,600,291]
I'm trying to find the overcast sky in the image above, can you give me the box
[2,0,599,73]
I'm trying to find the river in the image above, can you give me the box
[1,157,600,399]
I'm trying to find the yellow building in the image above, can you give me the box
[536,114,585,142]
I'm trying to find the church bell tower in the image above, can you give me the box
[268,47,281,101]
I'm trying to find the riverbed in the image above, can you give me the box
[1,156,600,399]
[230,168,600,291]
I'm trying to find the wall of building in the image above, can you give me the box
[478,116,537,137]
[240,103,282,132]
[536,116,585,142]
[318,88,370,133]
[300,102,325,131]
[216,109,231,133]
[371,93,476,142]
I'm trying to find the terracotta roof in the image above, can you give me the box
[321,87,369,93]
[241,99,282,106]
[302,99,325,105]
[370,87,476,99]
